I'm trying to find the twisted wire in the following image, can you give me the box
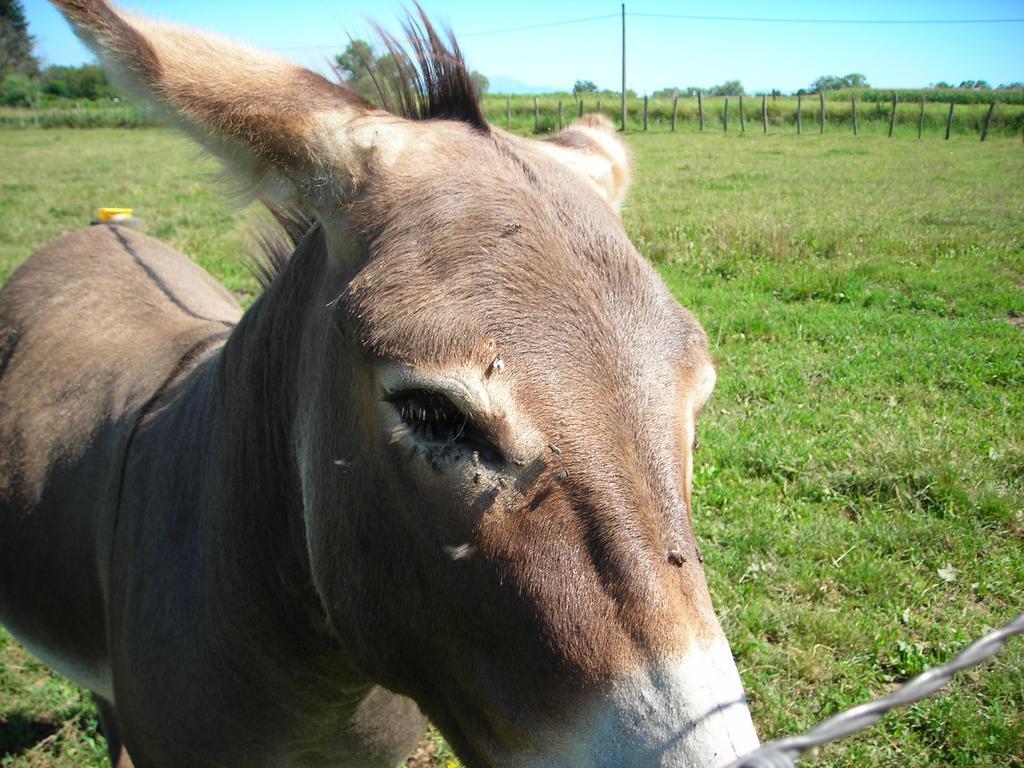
[726,611,1024,768]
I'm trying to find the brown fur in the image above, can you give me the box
[0,3,751,767]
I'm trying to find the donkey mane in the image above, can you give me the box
[346,7,487,131]
[250,203,319,291]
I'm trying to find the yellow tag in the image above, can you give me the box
[98,207,133,221]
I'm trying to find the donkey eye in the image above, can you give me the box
[386,389,504,464]
[388,389,466,443]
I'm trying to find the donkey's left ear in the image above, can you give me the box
[534,114,632,213]
[51,0,415,211]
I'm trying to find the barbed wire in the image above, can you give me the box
[725,611,1024,768]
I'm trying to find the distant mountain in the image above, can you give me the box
[488,75,559,95]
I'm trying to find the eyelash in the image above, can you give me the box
[386,388,504,465]
[391,389,467,443]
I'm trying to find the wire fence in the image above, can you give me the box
[726,611,1024,768]
[4,93,1022,140]
[479,93,1024,139]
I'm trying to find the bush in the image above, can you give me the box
[40,65,115,100]
[1,73,39,106]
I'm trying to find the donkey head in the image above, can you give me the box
[56,2,759,765]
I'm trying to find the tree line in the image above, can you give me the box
[591,74,1024,99]
[2,0,119,106]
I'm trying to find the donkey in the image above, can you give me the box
[0,1,760,766]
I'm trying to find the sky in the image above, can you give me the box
[22,0,1024,94]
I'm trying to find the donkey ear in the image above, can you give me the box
[52,0,407,205]
[534,114,632,213]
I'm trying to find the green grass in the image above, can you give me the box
[0,130,261,297]
[1,127,1022,767]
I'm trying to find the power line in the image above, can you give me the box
[629,12,1024,25]
[269,9,1024,51]
[271,43,348,51]
[270,13,620,49]
[460,13,619,38]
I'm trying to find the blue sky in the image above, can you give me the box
[23,1,1024,94]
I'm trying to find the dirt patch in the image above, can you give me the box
[1009,312,1024,331]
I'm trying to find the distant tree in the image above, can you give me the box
[573,79,597,94]
[958,79,990,90]
[810,75,842,92]
[470,70,489,95]
[592,87,636,98]
[998,81,1024,89]
[334,40,381,103]
[932,81,953,89]
[652,82,743,97]
[769,88,782,98]
[0,0,39,78]
[810,73,870,91]
[708,79,744,96]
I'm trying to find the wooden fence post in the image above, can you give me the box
[671,93,679,132]
[739,94,745,132]
[558,100,563,129]
[852,96,858,135]
[888,91,897,138]
[723,97,729,132]
[534,96,539,133]
[643,95,649,130]
[698,91,704,131]
[980,101,995,141]
[917,96,925,139]
[945,102,954,140]
[579,99,584,119]
[506,96,511,130]
[597,99,602,115]
[761,93,767,133]
[819,91,825,133]
[796,93,802,134]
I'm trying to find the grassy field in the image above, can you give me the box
[1,126,1022,767]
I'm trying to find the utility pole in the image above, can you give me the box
[621,3,627,132]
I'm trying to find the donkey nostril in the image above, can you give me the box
[667,549,687,567]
